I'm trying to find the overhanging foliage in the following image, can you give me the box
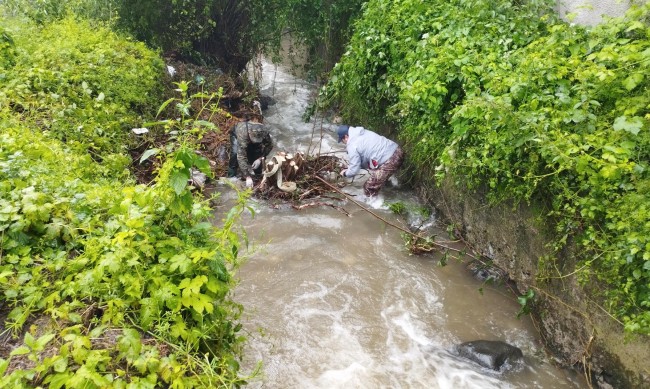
[321,0,650,334]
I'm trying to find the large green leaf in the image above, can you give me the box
[170,169,190,195]
[613,116,643,135]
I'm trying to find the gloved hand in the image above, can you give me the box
[245,176,254,189]
[340,169,347,178]
[251,157,262,171]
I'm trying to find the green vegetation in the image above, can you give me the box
[1,14,250,387]
[112,0,365,79]
[272,0,366,79]
[3,2,646,387]
[0,0,370,385]
[2,0,366,78]
[1,17,162,158]
[321,0,650,334]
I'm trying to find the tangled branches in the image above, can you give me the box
[253,153,345,203]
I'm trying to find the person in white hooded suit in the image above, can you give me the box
[338,125,405,197]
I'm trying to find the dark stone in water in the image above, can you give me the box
[258,94,276,110]
[456,340,523,371]
[466,259,507,284]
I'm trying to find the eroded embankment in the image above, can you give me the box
[416,178,650,389]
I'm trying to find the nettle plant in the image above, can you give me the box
[139,80,231,214]
[323,0,650,333]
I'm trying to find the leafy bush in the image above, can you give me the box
[2,0,366,81]
[0,122,248,387]
[0,16,249,387]
[1,0,116,24]
[114,0,367,78]
[0,26,16,68]
[0,16,163,160]
[322,0,650,333]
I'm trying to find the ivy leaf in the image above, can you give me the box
[192,293,214,314]
[180,293,193,309]
[154,284,180,311]
[118,328,142,360]
[190,249,211,264]
[139,297,158,329]
[169,254,191,273]
[99,252,121,274]
[622,73,644,91]
[170,319,188,340]
[188,275,207,294]
[73,364,111,386]
[613,116,643,135]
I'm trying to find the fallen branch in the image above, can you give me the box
[313,175,478,260]
[292,201,351,216]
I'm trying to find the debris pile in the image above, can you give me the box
[254,152,345,202]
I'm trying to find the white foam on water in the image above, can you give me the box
[314,362,369,388]
[243,274,380,388]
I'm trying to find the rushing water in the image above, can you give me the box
[222,60,588,388]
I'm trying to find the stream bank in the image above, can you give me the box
[417,177,650,389]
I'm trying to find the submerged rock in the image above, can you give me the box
[455,340,523,371]
[466,259,507,284]
[259,94,276,110]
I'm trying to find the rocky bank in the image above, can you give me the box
[416,177,650,389]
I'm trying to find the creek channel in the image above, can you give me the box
[214,60,589,388]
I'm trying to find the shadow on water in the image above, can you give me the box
[223,60,589,389]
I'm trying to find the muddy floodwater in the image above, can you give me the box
[220,60,589,388]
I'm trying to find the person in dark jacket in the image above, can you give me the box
[338,124,404,197]
[228,121,273,184]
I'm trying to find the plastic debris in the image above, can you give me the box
[131,128,149,135]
